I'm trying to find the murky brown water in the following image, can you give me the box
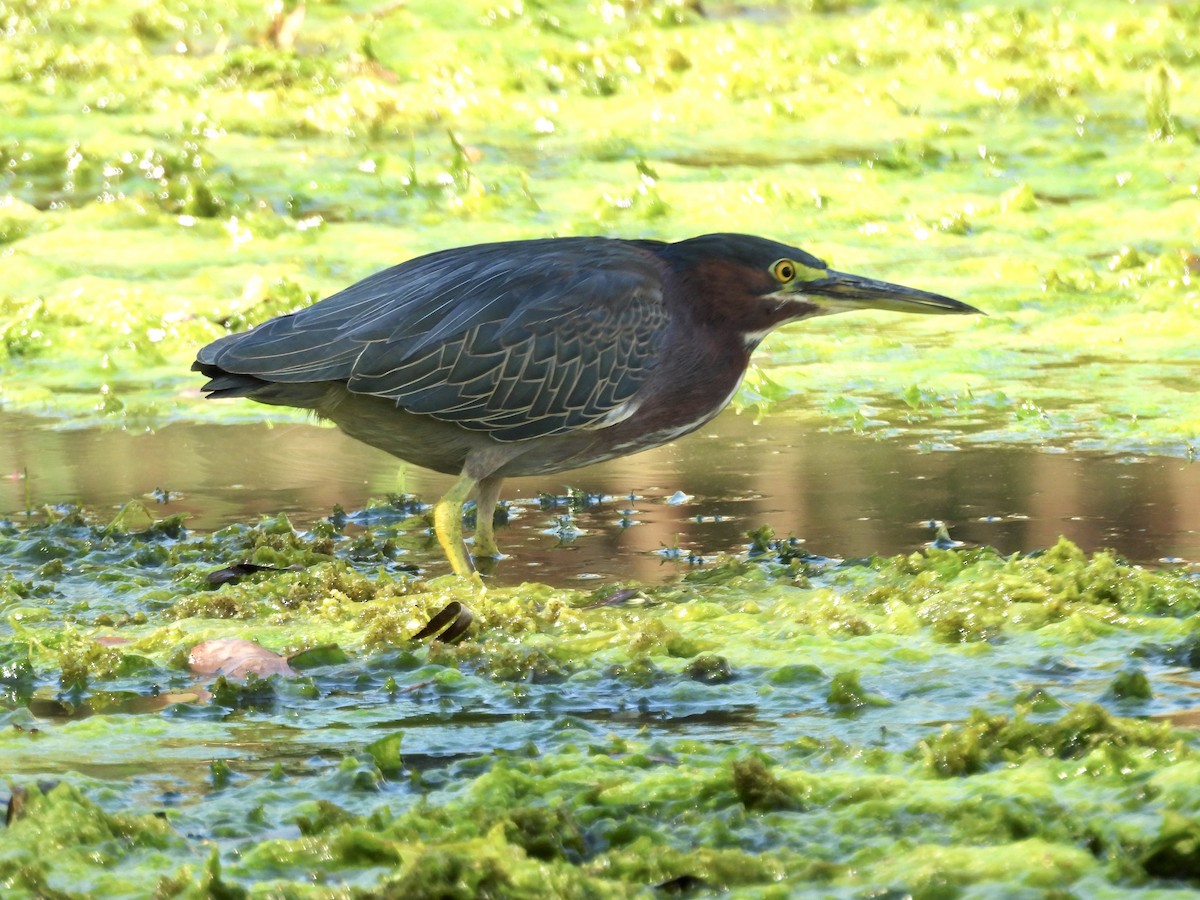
[2,410,1198,585]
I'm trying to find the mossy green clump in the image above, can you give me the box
[332,837,595,897]
[209,674,278,710]
[730,754,801,812]
[1141,811,1200,881]
[0,781,178,894]
[682,653,733,684]
[827,669,891,710]
[362,731,403,778]
[46,627,156,690]
[166,589,264,620]
[846,537,1200,643]
[427,641,574,684]
[918,704,1183,778]
[1108,668,1154,701]
[293,798,358,836]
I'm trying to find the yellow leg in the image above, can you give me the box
[433,473,478,579]
[472,475,505,559]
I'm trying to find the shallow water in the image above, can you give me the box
[2,409,1197,585]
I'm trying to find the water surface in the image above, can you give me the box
[3,410,1196,584]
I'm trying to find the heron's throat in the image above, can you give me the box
[742,327,774,351]
[741,294,823,350]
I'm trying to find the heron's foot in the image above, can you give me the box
[472,522,502,560]
[469,520,502,579]
[472,555,499,578]
[472,475,506,561]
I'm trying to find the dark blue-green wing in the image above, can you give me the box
[195,238,671,441]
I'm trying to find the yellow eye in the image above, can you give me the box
[771,259,797,283]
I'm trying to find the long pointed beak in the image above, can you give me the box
[803,270,983,316]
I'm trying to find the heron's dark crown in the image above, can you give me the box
[658,233,827,275]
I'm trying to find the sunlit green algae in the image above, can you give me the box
[2,500,1200,894]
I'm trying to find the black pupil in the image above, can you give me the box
[781,264,792,279]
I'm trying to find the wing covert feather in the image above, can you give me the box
[197,238,673,441]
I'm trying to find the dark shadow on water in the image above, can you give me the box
[1,410,1198,585]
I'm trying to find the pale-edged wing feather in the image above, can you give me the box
[196,238,672,441]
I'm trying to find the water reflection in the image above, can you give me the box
[1,410,1198,585]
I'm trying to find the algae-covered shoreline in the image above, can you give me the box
[4,505,1200,896]
[3,0,1200,895]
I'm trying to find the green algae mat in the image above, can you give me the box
[3,0,1200,895]
[6,511,1200,897]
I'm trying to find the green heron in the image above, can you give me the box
[195,233,980,578]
